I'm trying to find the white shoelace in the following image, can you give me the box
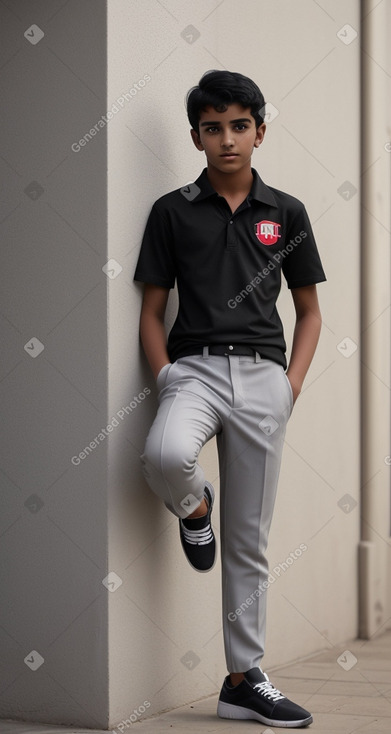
[253,674,285,702]
[181,523,213,545]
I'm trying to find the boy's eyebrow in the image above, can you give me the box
[200,117,252,126]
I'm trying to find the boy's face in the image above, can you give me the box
[190,103,266,175]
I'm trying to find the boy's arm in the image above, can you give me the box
[139,284,171,380]
[286,284,322,405]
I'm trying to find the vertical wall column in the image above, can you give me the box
[0,1,109,727]
[359,0,391,638]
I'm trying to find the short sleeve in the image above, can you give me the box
[282,205,326,289]
[133,202,176,288]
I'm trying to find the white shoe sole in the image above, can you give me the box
[217,700,313,727]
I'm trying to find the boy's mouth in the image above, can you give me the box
[220,153,239,158]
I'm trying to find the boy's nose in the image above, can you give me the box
[221,133,234,146]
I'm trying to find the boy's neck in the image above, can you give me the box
[206,163,254,198]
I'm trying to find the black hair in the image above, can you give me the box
[186,70,266,134]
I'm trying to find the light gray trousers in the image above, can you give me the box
[140,349,293,672]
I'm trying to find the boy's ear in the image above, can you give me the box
[254,122,267,148]
[190,128,204,151]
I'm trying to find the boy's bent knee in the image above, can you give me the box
[141,455,196,495]
[141,438,197,485]
[140,441,204,518]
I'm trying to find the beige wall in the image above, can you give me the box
[107,0,364,724]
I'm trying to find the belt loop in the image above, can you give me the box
[255,350,262,363]
[202,346,209,359]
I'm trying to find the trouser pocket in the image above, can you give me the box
[283,371,294,416]
[156,362,171,392]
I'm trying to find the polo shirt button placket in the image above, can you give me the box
[226,219,237,250]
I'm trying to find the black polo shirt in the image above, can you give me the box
[134,167,326,368]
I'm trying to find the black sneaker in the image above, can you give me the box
[217,667,313,728]
[179,482,215,572]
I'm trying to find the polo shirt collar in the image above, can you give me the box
[190,167,277,207]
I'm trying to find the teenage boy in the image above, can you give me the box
[134,70,326,728]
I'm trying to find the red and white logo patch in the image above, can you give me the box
[254,220,281,246]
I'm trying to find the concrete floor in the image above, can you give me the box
[1,630,391,734]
